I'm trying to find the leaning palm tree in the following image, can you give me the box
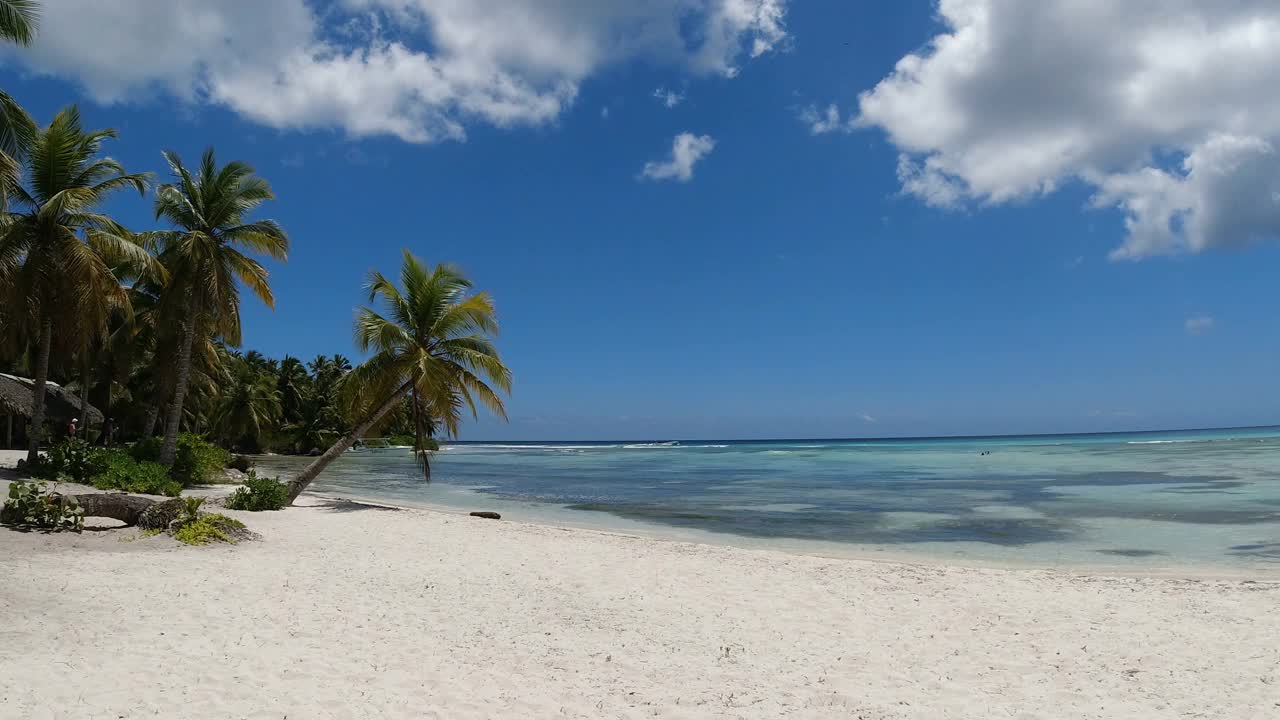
[284,251,511,504]
[0,106,151,464]
[150,148,288,466]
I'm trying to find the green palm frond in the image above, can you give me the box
[0,0,38,46]
[342,250,511,441]
[153,146,288,346]
[0,105,147,354]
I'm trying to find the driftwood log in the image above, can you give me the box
[469,511,501,520]
[59,493,184,529]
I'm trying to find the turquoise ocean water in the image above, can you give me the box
[254,426,1280,572]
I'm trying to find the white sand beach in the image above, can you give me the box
[1,454,1278,719]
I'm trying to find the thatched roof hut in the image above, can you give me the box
[0,373,104,426]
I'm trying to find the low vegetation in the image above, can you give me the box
[1,480,84,532]
[25,437,228,497]
[169,497,248,545]
[225,471,288,511]
[87,451,181,497]
[130,434,230,486]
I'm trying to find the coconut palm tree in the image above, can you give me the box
[0,106,151,464]
[150,148,288,466]
[212,358,281,451]
[276,355,309,423]
[284,251,511,503]
[0,1,38,204]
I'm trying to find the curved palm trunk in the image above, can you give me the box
[25,317,52,465]
[286,379,414,505]
[159,299,198,465]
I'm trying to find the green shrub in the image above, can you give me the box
[88,451,182,497]
[225,471,288,511]
[173,513,246,545]
[24,439,97,483]
[169,497,246,545]
[1,480,84,532]
[129,436,163,463]
[177,496,205,524]
[129,434,232,486]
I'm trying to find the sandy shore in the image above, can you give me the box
[1,455,1278,719]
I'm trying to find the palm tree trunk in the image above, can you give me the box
[144,402,161,438]
[78,355,91,440]
[159,298,198,466]
[25,316,52,465]
[411,386,429,480]
[286,379,414,505]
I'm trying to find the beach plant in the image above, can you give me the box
[45,438,95,483]
[225,471,288,511]
[176,496,205,526]
[168,496,247,545]
[130,433,230,486]
[148,148,288,467]
[172,512,246,545]
[87,450,181,497]
[170,433,231,486]
[284,251,511,504]
[0,106,152,466]
[1,479,84,532]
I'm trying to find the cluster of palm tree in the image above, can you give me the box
[0,1,513,503]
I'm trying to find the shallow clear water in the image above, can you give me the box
[255,427,1280,572]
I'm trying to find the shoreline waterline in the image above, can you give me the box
[250,426,1280,573]
[300,488,1280,582]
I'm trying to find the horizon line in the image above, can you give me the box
[446,423,1280,445]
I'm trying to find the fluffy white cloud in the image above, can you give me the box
[8,0,787,143]
[854,0,1280,259]
[641,132,716,182]
[1185,314,1215,335]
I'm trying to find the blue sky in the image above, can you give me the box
[3,0,1279,439]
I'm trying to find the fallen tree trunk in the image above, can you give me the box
[60,493,183,529]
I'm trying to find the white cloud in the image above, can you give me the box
[654,87,684,108]
[641,132,716,182]
[854,0,1280,259]
[7,0,787,143]
[1185,313,1215,335]
[799,103,851,135]
[859,413,877,424]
